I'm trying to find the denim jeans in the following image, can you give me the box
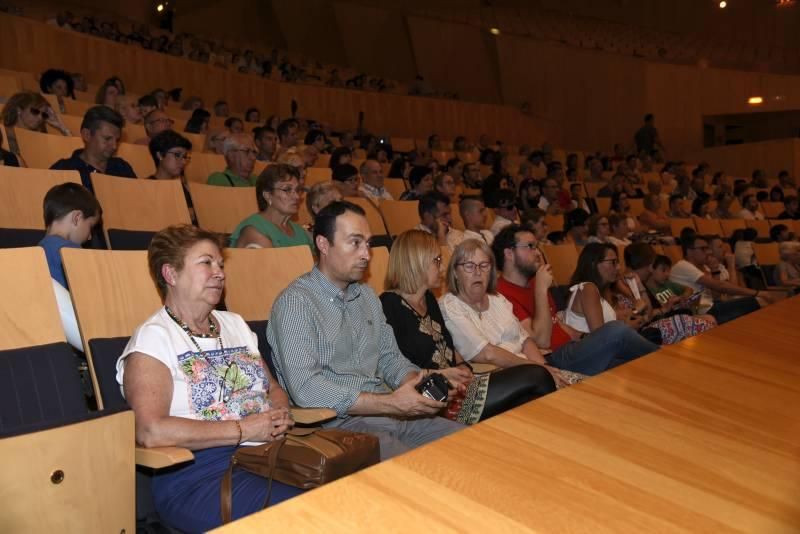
[708,297,760,325]
[545,320,659,375]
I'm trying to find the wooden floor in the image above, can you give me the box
[215,297,800,533]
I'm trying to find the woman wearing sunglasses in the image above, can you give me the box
[438,238,570,391]
[381,231,557,424]
[1,91,70,159]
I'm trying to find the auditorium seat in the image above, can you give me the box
[545,214,564,232]
[223,245,314,319]
[744,219,771,239]
[384,178,407,199]
[15,128,82,170]
[90,173,191,249]
[363,246,389,296]
[305,167,332,188]
[693,218,723,236]
[662,245,683,264]
[188,182,257,234]
[541,243,579,285]
[115,142,156,177]
[183,151,227,184]
[761,202,784,219]
[669,218,695,238]
[0,166,81,232]
[720,219,746,237]
[0,246,135,532]
[347,197,389,236]
[380,200,420,236]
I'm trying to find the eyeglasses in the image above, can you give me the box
[27,108,50,120]
[219,362,242,403]
[457,261,492,273]
[512,242,538,250]
[274,186,302,195]
[166,150,191,162]
[433,255,443,266]
[231,148,258,157]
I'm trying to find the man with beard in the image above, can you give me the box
[267,201,464,460]
[493,224,658,375]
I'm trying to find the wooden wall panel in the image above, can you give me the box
[407,16,501,103]
[271,0,347,67]
[333,2,417,84]
[688,139,800,183]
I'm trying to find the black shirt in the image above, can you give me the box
[50,149,136,191]
[379,291,456,370]
[778,210,800,221]
[1,149,20,167]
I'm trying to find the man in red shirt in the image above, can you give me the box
[493,225,658,375]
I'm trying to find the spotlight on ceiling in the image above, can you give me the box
[156,3,164,12]
[748,96,764,105]
[489,27,501,35]
[719,1,727,8]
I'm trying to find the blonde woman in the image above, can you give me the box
[380,231,557,423]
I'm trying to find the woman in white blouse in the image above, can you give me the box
[438,238,565,388]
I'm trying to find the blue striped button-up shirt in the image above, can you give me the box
[267,267,419,416]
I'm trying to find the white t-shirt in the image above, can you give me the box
[446,228,494,250]
[490,215,515,236]
[116,308,271,422]
[669,260,714,313]
[438,293,529,361]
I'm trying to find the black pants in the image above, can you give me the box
[480,364,556,421]
[708,297,760,325]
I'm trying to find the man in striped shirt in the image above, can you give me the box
[267,201,464,460]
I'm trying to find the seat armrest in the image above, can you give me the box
[136,446,195,469]
[291,407,336,425]
[470,362,499,374]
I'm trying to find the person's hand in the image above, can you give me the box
[439,366,472,389]
[665,295,682,310]
[542,364,567,387]
[435,217,450,243]
[240,407,294,443]
[44,107,68,132]
[756,290,785,305]
[390,371,448,417]
[534,264,554,294]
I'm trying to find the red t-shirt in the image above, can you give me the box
[496,276,573,351]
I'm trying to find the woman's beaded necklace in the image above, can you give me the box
[165,306,228,389]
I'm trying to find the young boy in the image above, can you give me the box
[647,254,693,308]
[39,182,102,288]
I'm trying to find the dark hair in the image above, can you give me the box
[329,147,352,169]
[253,126,276,141]
[304,129,324,146]
[570,243,618,289]
[564,208,589,232]
[770,224,789,242]
[680,228,702,256]
[492,223,529,271]
[276,118,297,140]
[785,195,798,207]
[741,194,755,207]
[624,242,656,270]
[332,163,358,183]
[137,94,158,108]
[43,182,102,227]
[81,105,124,133]
[184,108,210,133]
[691,193,711,217]
[39,68,75,98]
[446,158,461,171]
[668,194,683,206]
[418,191,449,218]
[756,191,768,202]
[652,254,672,270]
[256,164,300,211]
[610,191,628,213]
[148,130,192,166]
[644,113,654,122]
[148,224,225,297]
[520,208,546,229]
[408,166,432,188]
[224,117,243,130]
[770,186,784,202]
[245,107,260,121]
[313,200,366,244]
[214,100,228,110]
[487,188,516,210]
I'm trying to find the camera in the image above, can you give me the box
[415,373,449,402]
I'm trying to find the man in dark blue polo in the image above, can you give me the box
[50,105,136,191]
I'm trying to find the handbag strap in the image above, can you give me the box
[220,439,285,524]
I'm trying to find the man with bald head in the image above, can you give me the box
[206,133,258,187]
[358,159,392,201]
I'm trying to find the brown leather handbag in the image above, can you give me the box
[220,427,380,523]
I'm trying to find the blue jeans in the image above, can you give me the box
[545,320,659,375]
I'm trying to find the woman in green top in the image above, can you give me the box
[230,164,314,249]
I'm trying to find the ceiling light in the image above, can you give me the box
[489,27,501,35]
[748,96,763,105]
[719,1,727,8]
[156,4,164,12]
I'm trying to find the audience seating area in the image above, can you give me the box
[0,5,799,532]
